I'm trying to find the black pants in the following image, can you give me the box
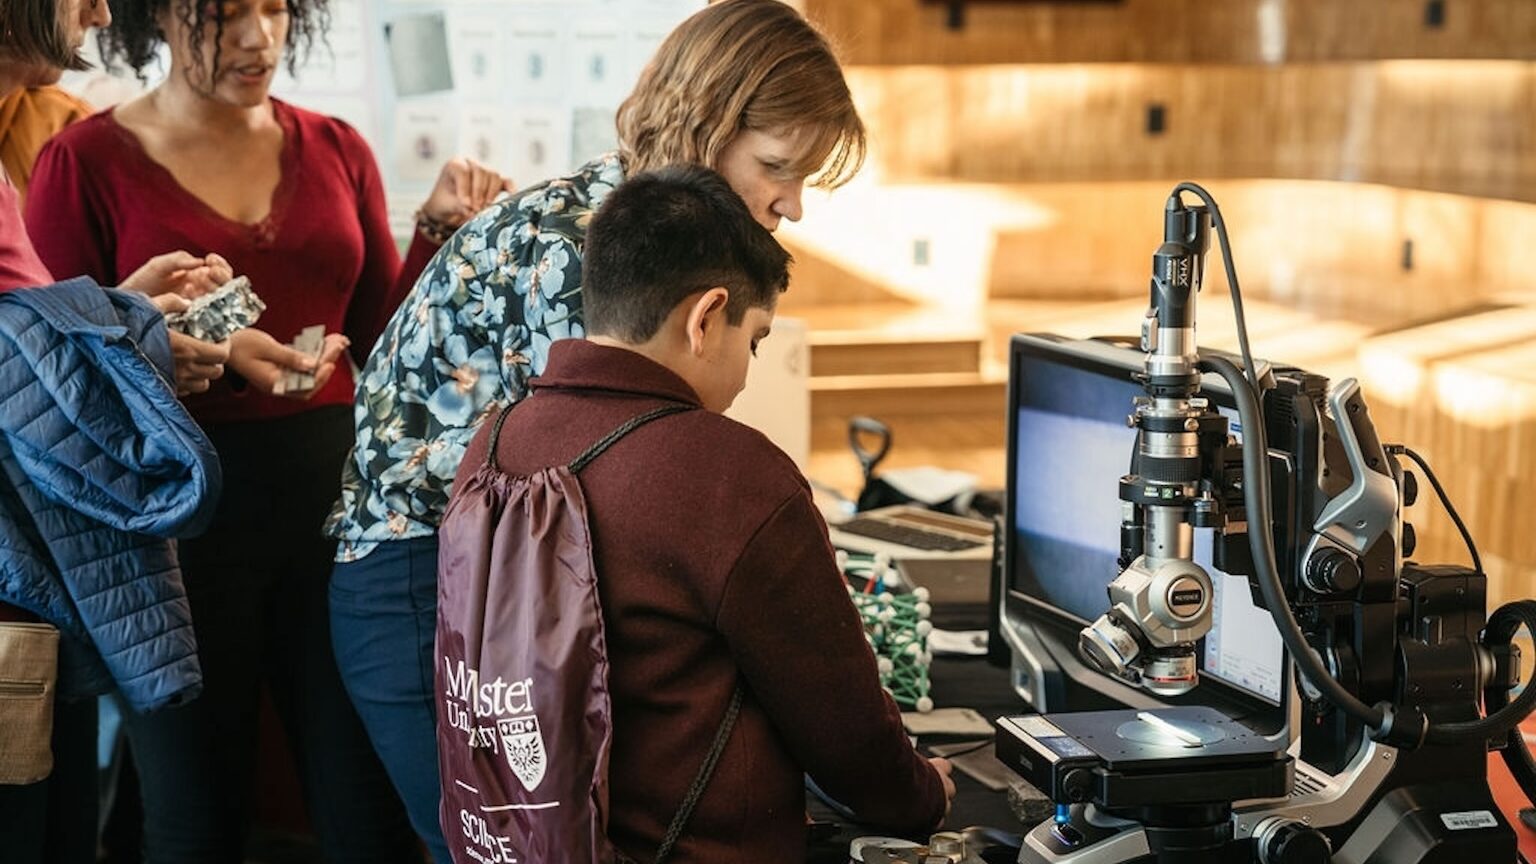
[120,406,419,864]
[0,694,98,864]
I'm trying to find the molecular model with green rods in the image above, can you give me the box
[840,550,934,713]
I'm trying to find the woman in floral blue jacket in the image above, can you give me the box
[323,2,868,859]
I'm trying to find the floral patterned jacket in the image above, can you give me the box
[324,154,624,561]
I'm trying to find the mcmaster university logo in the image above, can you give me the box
[498,715,547,792]
[442,661,547,793]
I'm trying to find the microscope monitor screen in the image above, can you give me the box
[1003,334,1285,708]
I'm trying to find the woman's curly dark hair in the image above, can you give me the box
[96,0,329,86]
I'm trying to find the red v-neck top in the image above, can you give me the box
[24,98,438,425]
[0,173,51,290]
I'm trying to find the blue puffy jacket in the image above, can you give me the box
[0,278,221,712]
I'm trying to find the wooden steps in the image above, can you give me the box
[810,370,1004,423]
[797,304,1001,430]
[811,336,982,376]
[793,295,1385,496]
[793,303,1007,495]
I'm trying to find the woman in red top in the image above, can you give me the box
[25,0,510,860]
[0,2,241,863]
[0,0,229,392]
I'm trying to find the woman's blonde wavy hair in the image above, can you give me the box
[615,0,865,189]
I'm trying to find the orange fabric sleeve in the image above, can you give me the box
[0,86,92,206]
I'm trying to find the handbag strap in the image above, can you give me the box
[484,401,692,474]
[484,402,517,473]
[569,404,693,474]
[650,680,745,864]
[486,396,735,861]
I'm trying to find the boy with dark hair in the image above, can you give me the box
[581,165,790,352]
[450,165,954,861]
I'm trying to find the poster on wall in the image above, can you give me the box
[506,108,571,187]
[569,24,627,106]
[393,101,457,183]
[505,8,566,106]
[448,14,507,101]
[459,107,512,171]
[384,12,455,98]
[336,0,704,237]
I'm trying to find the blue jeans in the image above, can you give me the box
[330,535,449,864]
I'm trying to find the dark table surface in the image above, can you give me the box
[804,604,1536,864]
[806,603,1035,864]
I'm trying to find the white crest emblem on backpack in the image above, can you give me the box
[499,715,547,792]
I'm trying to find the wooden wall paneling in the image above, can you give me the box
[982,180,1180,300]
[1477,199,1536,296]
[1230,182,1481,320]
[1355,306,1536,609]
[1394,189,1482,304]
[1270,65,1359,181]
[776,236,919,309]
[1361,62,1535,196]
[847,63,1536,203]
[849,67,961,179]
[809,0,1536,65]
[961,179,1533,319]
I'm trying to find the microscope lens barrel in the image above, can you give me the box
[1145,506,1194,567]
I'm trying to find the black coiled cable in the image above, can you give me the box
[1201,322,1536,749]
[1483,601,1536,801]
[1165,182,1536,809]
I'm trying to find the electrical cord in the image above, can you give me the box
[1185,179,1536,747]
[1388,448,1536,775]
[1502,719,1536,812]
[805,773,858,822]
[1392,444,1484,577]
[1199,354,1385,732]
[1480,600,1536,805]
[1203,316,1536,748]
[1167,183,1393,731]
[1189,193,1536,747]
[1437,600,1536,746]
[1171,182,1260,399]
[1390,446,1536,763]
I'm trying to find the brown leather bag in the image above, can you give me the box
[0,621,58,785]
[436,403,740,864]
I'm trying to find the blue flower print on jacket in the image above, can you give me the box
[325,154,623,561]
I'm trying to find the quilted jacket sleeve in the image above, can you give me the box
[0,279,220,710]
[0,280,220,537]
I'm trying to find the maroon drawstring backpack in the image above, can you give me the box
[435,402,742,864]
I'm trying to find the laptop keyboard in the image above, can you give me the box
[837,518,988,552]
